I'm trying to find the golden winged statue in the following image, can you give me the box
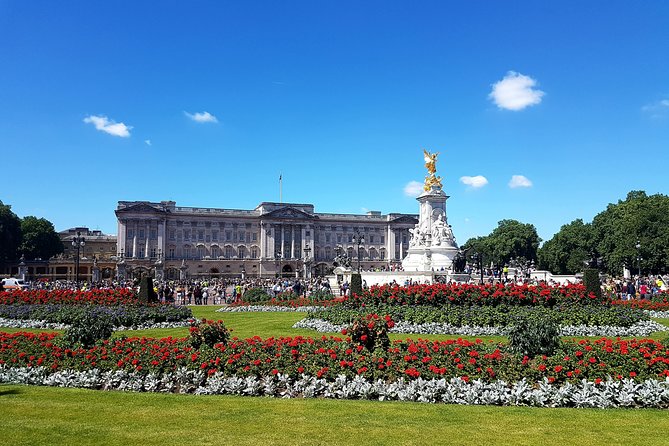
[422,149,443,191]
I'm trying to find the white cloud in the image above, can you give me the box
[185,111,218,123]
[460,175,488,189]
[509,175,533,188]
[404,181,423,197]
[489,71,545,111]
[83,115,131,137]
[144,139,152,146]
[642,99,669,118]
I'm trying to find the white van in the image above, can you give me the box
[1,278,27,290]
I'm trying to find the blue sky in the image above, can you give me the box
[1,1,667,245]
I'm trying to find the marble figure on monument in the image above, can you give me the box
[401,149,459,272]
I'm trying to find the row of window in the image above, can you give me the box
[126,245,261,260]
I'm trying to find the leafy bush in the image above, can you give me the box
[189,319,230,349]
[508,315,561,358]
[345,313,393,352]
[62,313,114,348]
[243,288,271,303]
[308,304,647,328]
[583,269,603,302]
[350,274,362,296]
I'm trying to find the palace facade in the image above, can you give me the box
[116,200,418,279]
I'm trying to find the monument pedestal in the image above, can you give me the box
[402,185,459,272]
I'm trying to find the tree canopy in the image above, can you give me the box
[20,216,63,260]
[0,200,22,261]
[533,191,669,275]
[462,219,541,267]
[537,219,593,274]
[591,191,669,275]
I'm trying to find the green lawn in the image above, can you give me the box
[3,306,667,344]
[2,384,669,446]
[2,307,669,445]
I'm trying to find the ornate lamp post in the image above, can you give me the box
[303,246,312,279]
[352,231,365,273]
[72,231,86,285]
[472,253,484,283]
[275,253,283,278]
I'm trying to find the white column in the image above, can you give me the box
[158,219,166,257]
[280,224,285,259]
[117,219,126,257]
[259,222,266,258]
[267,223,274,258]
[399,230,404,260]
[132,221,138,258]
[291,225,295,259]
[387,225,395,262]
[145,222,150,258]
[301,226,306,258]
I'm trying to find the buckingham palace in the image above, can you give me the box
[115,200,419,279]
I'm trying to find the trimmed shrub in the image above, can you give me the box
[346,313,393,352]
[189,319,230,349]
[62,313,114,348]
[583,268,603,302]
[138,277,158,304]
[350,274,362,297]
[508,315,561,358]
[243,287,271,303]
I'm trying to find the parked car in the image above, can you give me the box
[1,278,28,290]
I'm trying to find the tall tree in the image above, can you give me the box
[538,219,593,274]
[0,200,22,261]
[592,191,669,275]
[463,219,541,267]
[20,216,64,260]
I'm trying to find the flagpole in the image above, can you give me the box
[279,173,282,203]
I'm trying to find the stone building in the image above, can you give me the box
[1,227,118,282]
[116,200,418,279]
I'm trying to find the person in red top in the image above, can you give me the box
[639,282,648,299]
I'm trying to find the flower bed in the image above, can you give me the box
[3,332,669,385]
[2,332,669,407]
[293,318,668,338]
[0,304,193,327]
[305,304,648,329]
[344,283,607,307]
[3,366,669,408]
[218,305,325,313]
[612,299,669,311]
[0,289,139,306]
[0,317,192,331]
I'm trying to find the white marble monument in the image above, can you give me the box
[402,150,459,271]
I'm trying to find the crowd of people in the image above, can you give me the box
[5,270,668,303]
[13,276,335,305]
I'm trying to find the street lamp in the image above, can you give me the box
[635,240,642,279]
[72,231,86,285]
[352,230,365,273]
[303,245,312,279]
[472,253,484,283]
[275,253,283,278]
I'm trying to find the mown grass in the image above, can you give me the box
[2,384,669,446]
[3,307,669,445]
[2,306,667,344]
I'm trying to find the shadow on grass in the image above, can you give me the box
[0,387,22,396]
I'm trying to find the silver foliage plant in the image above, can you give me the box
[217,305,324,313]
[2,365,669,408]
[0,317,193,331]
[293,318,668,337]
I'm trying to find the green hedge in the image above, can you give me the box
[307,304,647,328]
